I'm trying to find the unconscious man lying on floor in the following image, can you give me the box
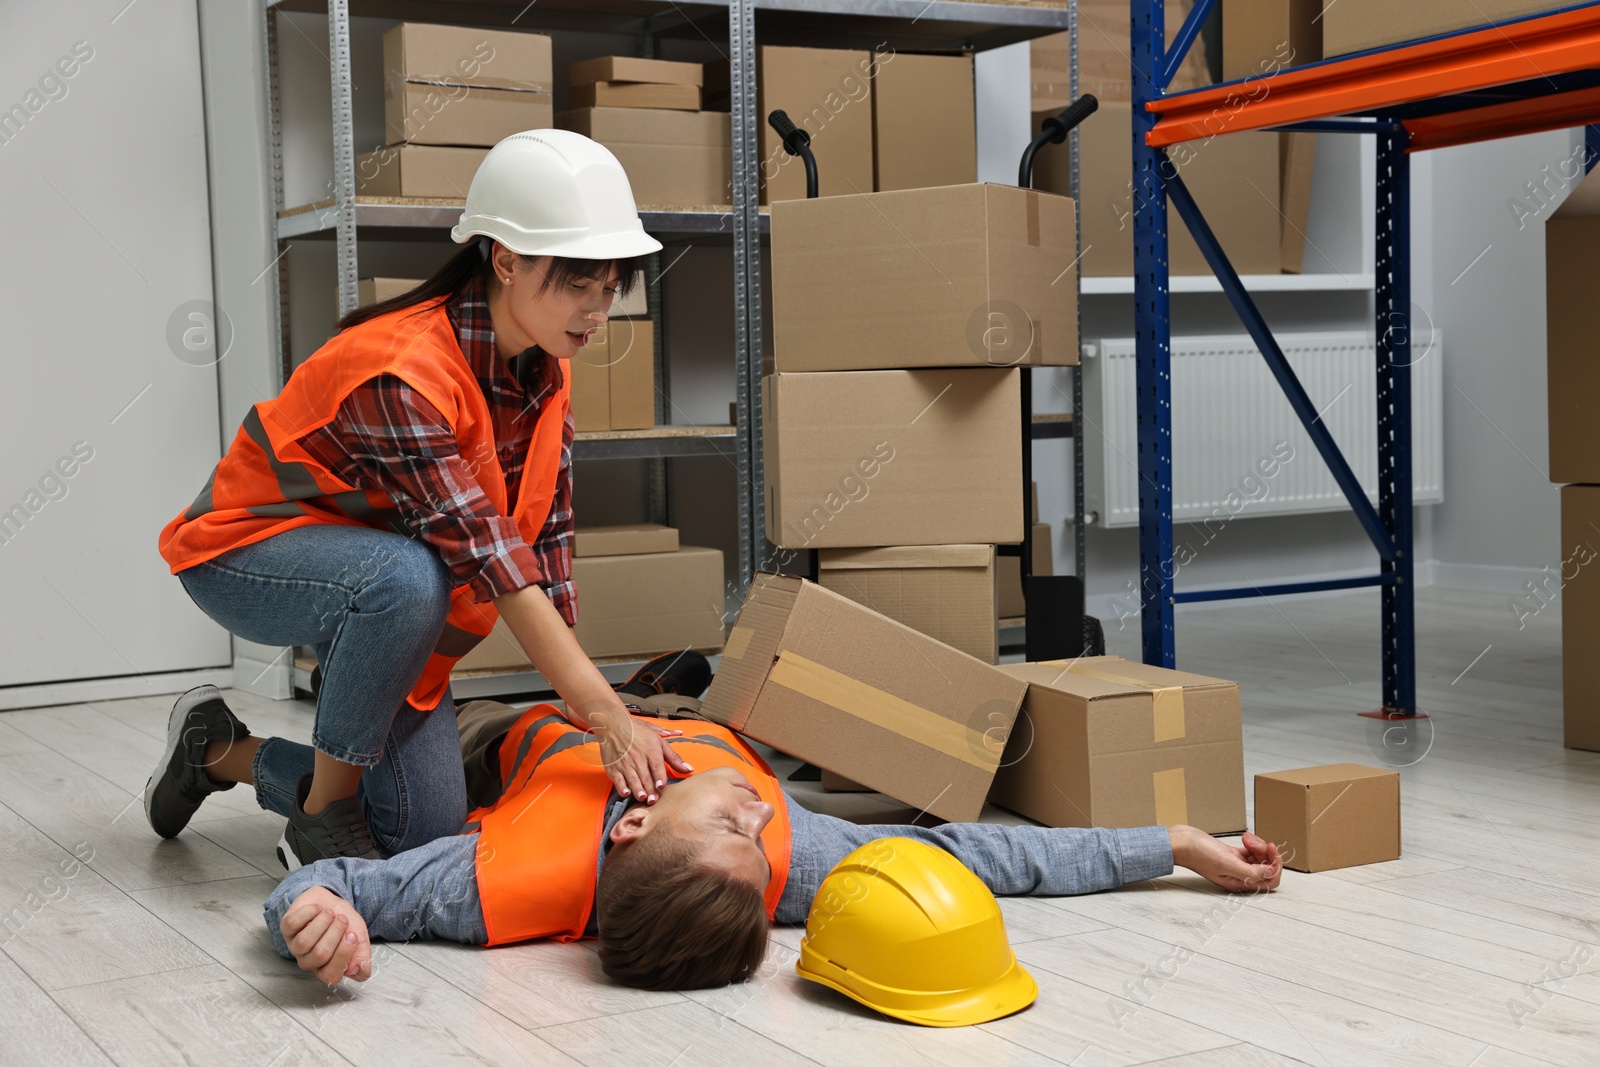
[264,699,1283,990]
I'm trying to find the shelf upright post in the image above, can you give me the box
[327,0,359,320]
[730,0,765,593]
[264,3,291,386]
[1375,121,1417,715]
[1070,0,1087,584]
[1131,0,1177,667]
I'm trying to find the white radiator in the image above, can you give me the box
[1081,331,1444,529]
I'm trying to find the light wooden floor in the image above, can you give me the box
[2,586,1597,1066]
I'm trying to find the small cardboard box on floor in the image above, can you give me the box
[818,545,998,663]
[700,574,1027,823]
[989,657,1247,834]
[1559,486,1600,752]
[453,541,723,670]
[1034,102,1281,277]
[1254,763,1400,872]
[763,367,1023,548]
[567,317,654,432]
[559,108,731,208]
[771,183,1078,371]
[1545,167,1600,485]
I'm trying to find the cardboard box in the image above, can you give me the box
[1036,102,1281,277]
[569,318,654,431]
[356,144,487,198]
[1033,1,1211,109]
[771,183,1078,370]
[570,55,703,87]
[357,277,422,307]
[989,656,1247,834]
[1321,0,1565,57]
[1280,132,1317,273]
[560,107,731,208]
[1031,480,1039,525]
[871,52,976,192]
[700,574,1028,822]
[570,81,701,112]
[763,368,1023,548]
[820,769,873,793]
[818,545,999,664]
[575,523,679,557]
[1560,486,1600,752]
[758,46,877,204]
[1254,763,1401,872]
[385,82,552,147]
[1546,170,1600,484]
[998,523,1053,620]
[453,546,726,670]
[383,22,552,92]
[1223,0,1322,81]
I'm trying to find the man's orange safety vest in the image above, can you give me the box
[470,708,793,946]
[157,300,570,710]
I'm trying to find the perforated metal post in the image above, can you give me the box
[265,3,291,385]
[1131,1,1176,667]
[1375,122,1417,715]
[328,0,359,319]
[729,0,764,592]
[1070,0,1086,583]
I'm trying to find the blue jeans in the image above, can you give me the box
[178,524,468,856]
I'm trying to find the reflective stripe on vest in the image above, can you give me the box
[472,709,793,946]
[157,301,570,710]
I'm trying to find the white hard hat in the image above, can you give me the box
[451,129,664,259]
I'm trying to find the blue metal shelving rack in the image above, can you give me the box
[1128,1,1600,716]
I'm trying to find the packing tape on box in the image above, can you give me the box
[1043,661,1186,742]
[724,625,753,660]
[766,651,996,770]
[1152,767,1188,826]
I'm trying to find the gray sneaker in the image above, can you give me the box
[145,685,249,839]
[276,774,382,871]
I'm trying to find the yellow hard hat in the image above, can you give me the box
[796,837,1038,1027]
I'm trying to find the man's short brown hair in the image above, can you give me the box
[596,829,769,990]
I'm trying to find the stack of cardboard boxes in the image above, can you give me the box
[1545,164,1600,754]
[765,174,1080,664]
[361,23,553,198]
[559,57,731,209]
[457,523,726,670]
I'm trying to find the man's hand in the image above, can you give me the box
[280,886,372,985]
[1170,825,1283,892]
[588,707,693,804]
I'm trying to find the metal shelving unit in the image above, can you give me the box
[264,0,1075,698]
[1130,0,1600,717]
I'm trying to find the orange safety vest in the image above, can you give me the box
[157,300,570,710]
[471,708,793,946]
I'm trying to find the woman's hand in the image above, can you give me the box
[1170,825,1283,892]
[280,886,372,985]
[587,705,693,803]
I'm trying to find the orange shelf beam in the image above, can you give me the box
[1145,4,1600,148]
[1403,83,1600,151]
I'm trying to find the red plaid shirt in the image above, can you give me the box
[296,277,576,616]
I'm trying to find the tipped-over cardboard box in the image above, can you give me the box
[998,523,1053,620]
[452,545,725,671]
[574,524,679,557]
[757,46,877,204]
[989,657,1246,834]
[1546,168,1600,484]
[1034,102,1281,277]
[763,368,1023,549]
[1254,763,1401,872]
[568,318,654,431]
[771,183,1078,371]
[700,574,1027,822]
[1559,486,1600,752]
[818,545,998,664]
[872,51,976,192]
[1320,0,1566,57]
[559,107,731,208]
[357,278,423,308]
[357,145,487,198]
